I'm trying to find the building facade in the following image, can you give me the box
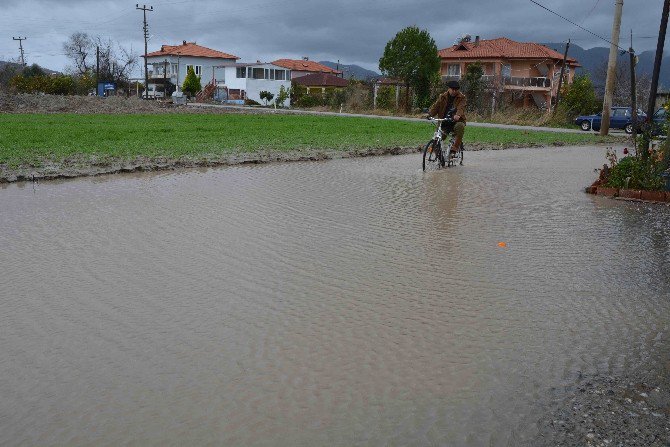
[272,58,342,80]
[144,41,291,105]
[438,37,580,110]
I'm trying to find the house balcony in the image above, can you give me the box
[502,76,551,90]
[441,75,551,91]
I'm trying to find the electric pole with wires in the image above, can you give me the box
[600,0,624,136]
[12,37,27,67]
[136,4,153,99]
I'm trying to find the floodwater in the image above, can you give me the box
[1,147,669,446]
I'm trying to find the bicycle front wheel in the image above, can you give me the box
[423,140,444,172]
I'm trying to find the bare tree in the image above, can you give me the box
[63,32,94,75]
[63,32,138,84]
[594,58,652,111]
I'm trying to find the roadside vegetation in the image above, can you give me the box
[0,113,623,169]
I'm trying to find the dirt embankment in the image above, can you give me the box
[0,92,184,114]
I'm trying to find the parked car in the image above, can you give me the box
[574,107,647,134]
[651,107,667,136]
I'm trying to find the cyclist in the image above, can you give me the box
[428,80,466,155]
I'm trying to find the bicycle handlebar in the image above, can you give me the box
[427,116,455,122]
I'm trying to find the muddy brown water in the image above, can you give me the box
[1,146,669,446]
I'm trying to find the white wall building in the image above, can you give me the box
[144,41,291,105]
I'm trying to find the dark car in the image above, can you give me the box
[575,107,647,134]
[650,107,667,136]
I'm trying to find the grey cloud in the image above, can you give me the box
[0,0,666,73]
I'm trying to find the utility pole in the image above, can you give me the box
[12,37,27,67]
[163,59,168,100]
[96,46,100,96]
[554,39,570,109]
[600,0,624,136]
[642,0,669,158]
[629,30,638,151]
[136,4,153,99]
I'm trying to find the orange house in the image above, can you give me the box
[438,37,580,110]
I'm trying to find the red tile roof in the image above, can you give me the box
[145,42,239,59]
[293,72,348,87]
[438,37,579,65]
[272,59,342,74]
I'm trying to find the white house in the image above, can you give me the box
[219,62,291,105]
[144,41,239,98]
[144,41,291,105]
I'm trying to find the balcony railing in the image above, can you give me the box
[441,75,551,89]
[503,76,551,88]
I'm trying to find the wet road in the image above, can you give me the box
[1,146,669,446]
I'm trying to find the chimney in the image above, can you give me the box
[474,36,480,46]
[302,56,309,61]
[182,40,187,45]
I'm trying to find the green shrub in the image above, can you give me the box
[182,67,201,97]
[276,85,290,107]
[560,74,599,118]
[376,86,395,109]
[295,94,323,108]
[606,155,665,190]
[9,74,76,95]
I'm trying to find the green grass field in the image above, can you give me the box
[0,113,622,167]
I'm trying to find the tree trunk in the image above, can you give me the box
[405,82,411,113]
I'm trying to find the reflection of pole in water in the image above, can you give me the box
[32,174,38,194]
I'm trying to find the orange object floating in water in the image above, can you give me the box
[498,242,507,248]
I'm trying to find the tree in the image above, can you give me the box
[62,32,137,88]
[594,58,652,111]
[379,26,440,111]
[276,85,290,107]
[559,74,599,117]
[462,62,485,113]
[259,90,274,106]
[22,64,45,78]
[182,66,201,97]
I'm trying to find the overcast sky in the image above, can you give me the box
[1,0,667,76]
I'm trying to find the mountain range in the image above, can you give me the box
[318,61,380,81]
[543,42,669,90]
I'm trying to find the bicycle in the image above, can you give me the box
[422,110,464,171]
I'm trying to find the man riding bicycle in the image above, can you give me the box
[428,80,466,154]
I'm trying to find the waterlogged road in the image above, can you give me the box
[1,146,669,446]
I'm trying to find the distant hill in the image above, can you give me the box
[0,60,60,75]
[542,43,669,90]
[319,61,380,81]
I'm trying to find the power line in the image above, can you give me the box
[528,0,629,52]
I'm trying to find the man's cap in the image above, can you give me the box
[447,80,460,90]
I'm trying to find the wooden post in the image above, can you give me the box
[554,39,570,110]
[600,0,624,135]
[629,46,638,152]
[642,0,669,158]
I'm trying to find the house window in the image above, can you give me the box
[186,65,202,77]
[447,64,460,77]
[252,68,265,79]
[275,69,286,80]
[236,67,246,78]
[501,63,511,78]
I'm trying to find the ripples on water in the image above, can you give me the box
[1,146,669,446]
